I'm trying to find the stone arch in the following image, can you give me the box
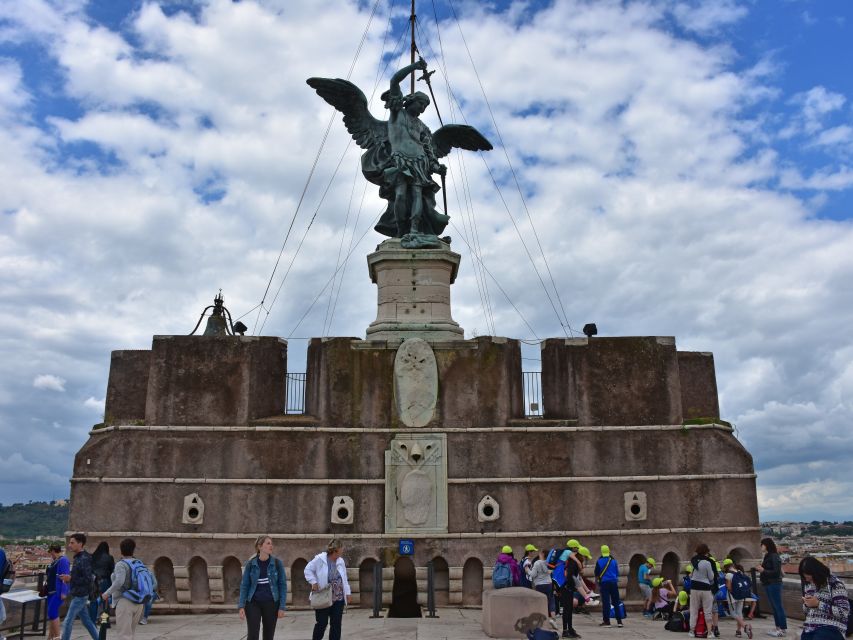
[358,558,378,609]
[431,556,450,606]
[462,557,483,606]
[291,558,309,608]
[727,547,752,566]
[662,552,680,585]
[388,556,421,618]
[188,556,210,605]
[222,556,242,605]
[153,557,177,603]
[627,553,646,600]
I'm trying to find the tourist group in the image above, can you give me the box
[492,537,849,640]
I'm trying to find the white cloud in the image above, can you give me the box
[32,374,66,392]
[670,0,748,34]
[0,0,852,519]
[83,396,104,412]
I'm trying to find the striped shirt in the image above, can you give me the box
[802,575,849,634]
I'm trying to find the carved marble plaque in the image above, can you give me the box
[394,338,438,428]
[384,433,448,534]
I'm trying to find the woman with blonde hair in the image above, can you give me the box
[304,539,352,640]
[238,535,287,640]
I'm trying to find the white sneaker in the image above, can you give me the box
[139,618,148,625]
[688,633,696,638]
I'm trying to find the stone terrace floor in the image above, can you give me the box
[59,608,805,640]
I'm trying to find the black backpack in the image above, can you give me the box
[665,611,688,632]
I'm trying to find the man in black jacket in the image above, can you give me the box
[59,533,99,640]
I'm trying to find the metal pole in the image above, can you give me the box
[410,0,416,94]
[370,561,383,618]
[33,572,44,630]
[426,560,438,618]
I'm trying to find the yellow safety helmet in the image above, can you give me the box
[601,545,611,557]
[652,577,664,587]
[566,539,580,549]
[646,557,656,566]
[501,545,513,554]
[525,544,538,552]
[723,558,734,567]
[578,546,592,559]
[684,564,694,573]
[678,591,689,606]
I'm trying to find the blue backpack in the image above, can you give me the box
[730,572,752,600]
[519,559,532,588]
[493,562,513,589]
[121,559,155,604]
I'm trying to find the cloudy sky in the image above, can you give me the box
[1,0,851,522]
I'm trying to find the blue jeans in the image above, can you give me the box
[312,599,345,640]
[600,580,623,623]
[764,582,787,630]
[801,626,845,640]
[61,595,99,640]
[535,583,555,615]
[143,592,160,619]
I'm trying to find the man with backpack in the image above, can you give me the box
[493,545,521,589]
[102,538,155,639]
[60,533,100,640]
[594,545,624,628]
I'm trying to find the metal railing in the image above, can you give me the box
[522,371,543,417]
[285,373,306,414]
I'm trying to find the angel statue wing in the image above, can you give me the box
[431,124,493,159]
[306,77,387,150]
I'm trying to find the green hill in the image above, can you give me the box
[0,501,69,539]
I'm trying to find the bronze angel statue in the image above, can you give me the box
[308,59,493,249]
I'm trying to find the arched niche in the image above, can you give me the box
[627,553,646,600]
[462,557,483,606]
[388,556,421,618]
[188,556,210,605]
[431,556,449,606]
[291,558,309,608]
[662,551,680,585]
[153,557,177,603]
[222,556,242,605]
[727,547,752,565]
[359,558,377,609]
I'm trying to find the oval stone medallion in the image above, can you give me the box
[394,337,438,428]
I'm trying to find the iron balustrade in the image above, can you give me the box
[285,373,306,414]
[522,371,543,417]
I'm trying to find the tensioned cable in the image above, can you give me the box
[326,180,369,334]
[416,17,496,335]
[287,212,384,339]
[445,0,574,337]
[258,139,354,335]
[251,0,385,335]
[323,158,361,336]
[448,221,540,341]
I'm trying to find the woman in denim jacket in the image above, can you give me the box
[238,536,287,640]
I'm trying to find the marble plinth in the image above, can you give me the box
[366,238,463,341]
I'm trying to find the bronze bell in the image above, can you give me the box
[189,291,245,336]
[203,292,229,336]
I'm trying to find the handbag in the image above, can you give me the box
[309,586,333,609]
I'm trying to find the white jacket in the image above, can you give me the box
[304,552,351,596]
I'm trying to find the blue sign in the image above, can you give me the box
[399,539,415,556]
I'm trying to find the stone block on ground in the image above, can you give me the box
[481,587,548,638]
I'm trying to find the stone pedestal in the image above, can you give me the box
[482,587,548,638]
[366,238,463,341]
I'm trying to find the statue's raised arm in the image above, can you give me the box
[307,60,492,249]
